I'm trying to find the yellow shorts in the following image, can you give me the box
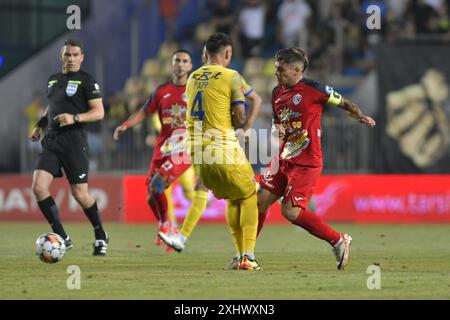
[194,145,255,200]
[178,165,195,192]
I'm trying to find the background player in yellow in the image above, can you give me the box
[185,32,260,270]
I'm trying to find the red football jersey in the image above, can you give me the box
[272,78,342,167]
[142,82,188,161]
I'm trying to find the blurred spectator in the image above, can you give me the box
[107,93,129,126]
[408,0,440,34]
[238,0,266,58]
[386,0,409,20]
[23,92,45,152]
[159,0,178,41]
[277,0,312,49]
[211,0,234,35]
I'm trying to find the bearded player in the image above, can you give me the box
[113,50,193,249]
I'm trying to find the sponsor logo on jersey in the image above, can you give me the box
[325,85,333,95]
[278,108,301,122]
[182,93,187,102]
[161,160,173,171]
[66,83,78,96]
[162,93,171,99]
[293,94,302,105]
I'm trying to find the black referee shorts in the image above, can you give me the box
[36,129,90,184]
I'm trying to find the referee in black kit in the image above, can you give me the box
[29,39,108,255]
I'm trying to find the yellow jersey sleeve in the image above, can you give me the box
[231,71,247,107]
[241,76,254,97]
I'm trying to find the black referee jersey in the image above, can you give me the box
[37,70,102,184]
[46,70,102,132]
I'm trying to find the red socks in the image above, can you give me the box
[294,209,341,246]
[148,192,168,223]
[257,210,267,237]
[153,192,168,223]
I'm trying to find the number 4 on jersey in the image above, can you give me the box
[190,91,205,121]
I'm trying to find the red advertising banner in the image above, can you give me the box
[122,175,228,223]
[2,174,449,223]
[123,174,450,224]
[312,175,450,223]
[0,175,122,222]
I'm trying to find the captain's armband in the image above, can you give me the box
[327,91,343,106]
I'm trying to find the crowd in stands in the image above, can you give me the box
[102,0,450,151]
[24,0,450,170]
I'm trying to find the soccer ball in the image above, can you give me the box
[35,233,66,264]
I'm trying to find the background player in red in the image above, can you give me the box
[258,47,376,270]
[113,50,193,248]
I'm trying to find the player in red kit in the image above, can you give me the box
[258,47,376,270]
[113,50,193,248]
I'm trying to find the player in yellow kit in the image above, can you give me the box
[158,45,262,262]
[186,33,260,270]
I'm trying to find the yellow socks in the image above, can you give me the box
[226,199,243,255]
[165,185,176,225]
[180,190,208,237]
[240,192,258,257]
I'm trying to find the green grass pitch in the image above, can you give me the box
[0,222,449,299]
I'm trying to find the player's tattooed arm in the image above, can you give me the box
[243,91,262,131]
[232,104,247,128]
[338,98,376,127]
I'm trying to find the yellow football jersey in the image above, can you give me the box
[186,64,255,200]
[186,64,248,146]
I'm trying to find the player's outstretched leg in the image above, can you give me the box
[283,202,351,270]
[178,190,208,239]
[158,189,208,252]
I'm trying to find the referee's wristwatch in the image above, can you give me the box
[73,114,80,123]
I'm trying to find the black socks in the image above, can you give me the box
[38,197,106,240]
[83,202,107,240]
[37,196,68,239]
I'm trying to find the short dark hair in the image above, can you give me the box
[172,49,192,61]
[64,39,84,53]
[275,47,308,72]
[205,32,232,54]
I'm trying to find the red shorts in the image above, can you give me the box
[146,155,191,186]
[259,160,322,210]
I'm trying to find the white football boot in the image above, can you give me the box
[332,233,352,270]
[158,231,185,253]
